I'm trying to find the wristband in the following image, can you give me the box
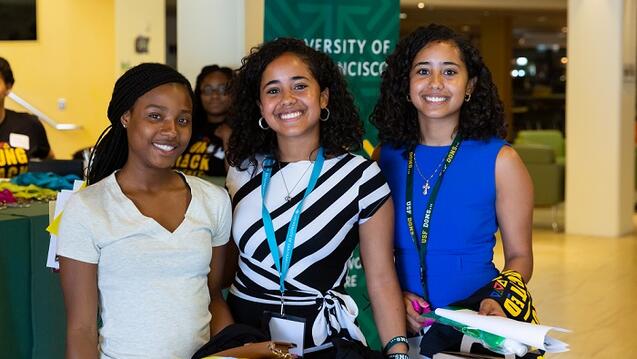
[387,353,410,359]
[383,335,409,355]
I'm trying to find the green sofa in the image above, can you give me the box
[514,130,565,166]
[513,130,566,231]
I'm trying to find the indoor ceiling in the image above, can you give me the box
[399,1,567,49]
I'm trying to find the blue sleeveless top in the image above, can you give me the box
[379,138,506,308]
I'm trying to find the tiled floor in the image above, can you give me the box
[492,210,637,358]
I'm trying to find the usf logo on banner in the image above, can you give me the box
[264,0,399,350]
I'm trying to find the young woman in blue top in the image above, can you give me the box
[371,24,536,355]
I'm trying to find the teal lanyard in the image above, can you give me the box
[261,148,325,312]
[405,136,461,300]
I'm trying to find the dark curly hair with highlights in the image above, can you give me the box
[226,37,362,170]
[370,24,506,153]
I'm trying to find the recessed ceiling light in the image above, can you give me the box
[417,2,425,9]
[400,12,407,20]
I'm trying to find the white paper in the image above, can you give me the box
[269,316,304,357]
[46,180,84,269]
[9,133,30,150]
[435,308,570,353]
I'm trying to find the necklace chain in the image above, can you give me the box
[413,154,446,195]
[278,160,314,202]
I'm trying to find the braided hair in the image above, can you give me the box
[87,63,193,184]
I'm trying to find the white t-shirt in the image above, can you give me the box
[57,172,231,359]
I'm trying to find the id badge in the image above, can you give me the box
[263,311,305,357]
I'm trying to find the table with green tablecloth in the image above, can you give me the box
[0,202,66,359]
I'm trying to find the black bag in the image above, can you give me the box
[191,323,268,359]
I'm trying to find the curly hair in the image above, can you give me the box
[370,24,506,153]
[192,65,235,138]
[226,37,363,170]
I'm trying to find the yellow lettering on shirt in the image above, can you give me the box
[4,147,17,166]
[199,156,209,171]
[179,154,190,168]
[509,284,527,301]
[503,298,522,317]
[189,154,201,169]
[191,141,207,154]
[15,148,28,164]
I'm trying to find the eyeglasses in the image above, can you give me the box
[201,84,228,96]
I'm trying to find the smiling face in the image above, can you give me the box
[200,71,231,122]
[409,40,475,126]
[121,83,193,170]
[258,52,328,145]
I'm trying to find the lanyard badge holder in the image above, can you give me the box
[261,148,325,356]
[405,136,461,302]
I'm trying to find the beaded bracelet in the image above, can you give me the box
[387,353,410,359]
[383,335,409,355]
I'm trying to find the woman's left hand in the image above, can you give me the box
[478,298,506,317]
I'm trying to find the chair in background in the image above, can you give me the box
[515,129,565,165]
[513,143,565,231]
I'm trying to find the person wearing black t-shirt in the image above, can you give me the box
[174,65,233,177]
[0,57,53,160]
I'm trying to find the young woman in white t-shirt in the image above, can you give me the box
[56,63,239,359]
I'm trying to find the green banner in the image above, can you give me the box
[264,0,399,350]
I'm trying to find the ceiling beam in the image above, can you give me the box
[401,0,567,11]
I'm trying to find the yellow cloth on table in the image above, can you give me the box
[0,182,58,201]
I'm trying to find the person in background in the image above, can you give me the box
[175,65,234,177]
[0,57,53,160]
[221,38,409,358]
[57,63,233,359]
[371,24,537,356]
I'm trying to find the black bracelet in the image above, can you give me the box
[387,353,410,359]
[383,335,409,355]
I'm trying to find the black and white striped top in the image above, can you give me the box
[225,152,390,346]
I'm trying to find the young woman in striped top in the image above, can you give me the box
[219,38,408,358]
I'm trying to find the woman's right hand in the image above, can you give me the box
[403,291,430,334]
